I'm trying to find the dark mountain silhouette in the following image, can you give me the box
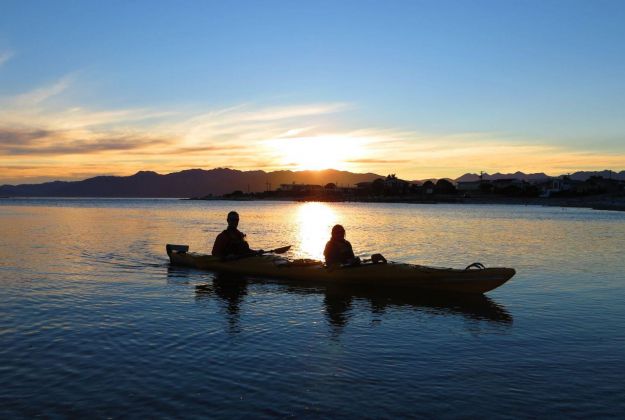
[0,168,383,198]
[3,168,623,197]
[455,171,551,182]
[412,178,453,185]
[455,170,625,182]
[567,170,625,181]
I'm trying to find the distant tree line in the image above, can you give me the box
[215,174,624,201]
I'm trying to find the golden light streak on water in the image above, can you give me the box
[293,202,337,260]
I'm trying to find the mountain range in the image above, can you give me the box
[454,171,551,182]
[455,170,625,183]
[0,168,382,198]
[1,168,623,197]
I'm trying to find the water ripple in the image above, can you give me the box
[1,200,624,417]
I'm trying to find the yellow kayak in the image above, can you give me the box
[166,245,515,294]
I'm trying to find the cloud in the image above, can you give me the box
[241,103,347,122]
[0,127,169,155]
[277,127,315,138]
[139,144,252,155]
[0,129,51,145]
[347,158,411,164]
[14,76,72,105]
[0,51,13,67]
[0,80,353,183]
[1,74,624,183]
[167,103,344,148]
[406,142,624,178]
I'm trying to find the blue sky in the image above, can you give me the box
[1,0,624,183]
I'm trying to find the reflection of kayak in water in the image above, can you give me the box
[192,273,513,328]
[167,245,515,294]
[295,285,514,324]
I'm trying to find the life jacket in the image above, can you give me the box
[212,228,251,256]
[324,238,355,266]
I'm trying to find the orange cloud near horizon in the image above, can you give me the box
[1,79,624,185]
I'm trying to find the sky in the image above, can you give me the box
[1,0,625,184]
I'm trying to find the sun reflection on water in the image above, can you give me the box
[294,202,337,260]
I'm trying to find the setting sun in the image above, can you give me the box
[268,135,369,171]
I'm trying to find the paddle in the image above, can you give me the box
[260,245,291,255]
[220,245,291,261]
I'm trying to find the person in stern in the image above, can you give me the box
[212,211,263,259]
[323,224,361,267]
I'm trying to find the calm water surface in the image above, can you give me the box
[1,199,624,418]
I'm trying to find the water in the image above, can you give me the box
[1,198,624,418]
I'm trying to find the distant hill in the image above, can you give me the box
[3,168,623,197]
[455,172,551,182]
[410,178,453,185]
[567,170,625,181]
[0,168,383,198]
[455,170,625,183]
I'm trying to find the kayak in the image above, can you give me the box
[166,244,515,294]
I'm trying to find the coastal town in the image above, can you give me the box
[198,173,625,211]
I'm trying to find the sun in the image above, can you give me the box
[269,135,367,171]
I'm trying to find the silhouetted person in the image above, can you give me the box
[212,211,262,259]
[323,224,360,267]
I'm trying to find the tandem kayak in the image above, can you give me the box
[166,244,515,294]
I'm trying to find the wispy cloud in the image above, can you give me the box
[0,51,13,67]
[0,74,623,184]
[0,127,168,156]
[347,158,411,164]
[350,131,625,178]
[13,76,72,105]
[241,103,347,122]
[0,78,353,182]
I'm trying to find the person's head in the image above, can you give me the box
[331,224,346,240]
[227,211,239,228]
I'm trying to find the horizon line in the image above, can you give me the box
[2,166,625,187]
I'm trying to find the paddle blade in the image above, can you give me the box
[270,245,291,254]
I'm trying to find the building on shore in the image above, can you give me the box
[538,177,581,197]
[456,181,482,192]
[278,183,324,192]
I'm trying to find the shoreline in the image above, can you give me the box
[188,194,625,212]
[2,195,623,212]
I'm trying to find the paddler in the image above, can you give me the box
[323,224,361,267]
[212,211,263,259]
